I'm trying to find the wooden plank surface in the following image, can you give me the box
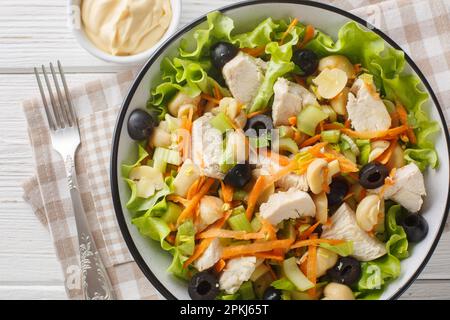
[0,0,448,300]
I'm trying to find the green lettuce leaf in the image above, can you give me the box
[385,205,409,259]
[404,148,439,171]
[121,144,148,178]
[124,180,172,213]
[132,215,173,251]
[306,21,439,169]
[167,220,196,279]
[271,278,297,291]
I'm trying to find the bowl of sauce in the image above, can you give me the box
[69,0,181,64]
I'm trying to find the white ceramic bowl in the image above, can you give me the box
[68,0,181,64]
[111,0,450,300]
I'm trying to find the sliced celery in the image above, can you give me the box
[278,137,299,154]
[342,149,357,164]
[321,105,337,122]
[232,205,246,216]
[161,202,182,225]
[228,212,253,232]
[321,130,341,143]
[239,281,256,300]
[251,216,262,232]
[282,257,314,291]
[153,147,181,166]
[340,134,360,156]
[359,144,371,165]
[297,105,328,136]
[210,112,234,134]
[356,139,370,147]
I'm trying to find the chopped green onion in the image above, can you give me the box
[233,189,248,201]
[277,137,299,154]
[238,281,256,300]
[161,202,182,224]
[297,105,328,136]
[210,112,234,134]
[321,130,341,143]
[228,212,253,232]
[282,257,314,291]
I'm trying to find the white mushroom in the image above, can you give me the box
[323,283,355,300]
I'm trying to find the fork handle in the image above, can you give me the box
[66,156,115,300]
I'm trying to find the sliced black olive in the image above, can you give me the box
[292,49,319,76]
[211,42,239,70]
[327,257,361,286]
[188,271,220,300]
[244,114,274,138]
[263,287,282,300]
[359,162,389,189]
[127,109,157,141]
[401,213,429,243]
[224,164,252,188]
[327,179,349,207]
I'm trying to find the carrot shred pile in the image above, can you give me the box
[214,259,226,273]
[221,239,294,260]
[299,221,321,240]
[377,139,398,165]
[297,25,315,48]
[220,181,234,204]
[288,116,298,126]
[197,228,265,240]
[300,134,321,148]
[177,178,215,225]
[396,102,417,144]
[341,125,409,140]
[290,238,344,249]
[201,93,221,105]
[246,108,269,119]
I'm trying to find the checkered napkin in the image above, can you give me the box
[22,0,450,300]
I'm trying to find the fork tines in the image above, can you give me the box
[34,61,77,130]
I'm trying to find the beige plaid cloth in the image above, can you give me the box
[22,0,450,300]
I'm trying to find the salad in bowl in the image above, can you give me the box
[120,11,440,300]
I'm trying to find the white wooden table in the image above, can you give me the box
[0,0,448,300]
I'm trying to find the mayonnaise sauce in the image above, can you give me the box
[81,0,172,56]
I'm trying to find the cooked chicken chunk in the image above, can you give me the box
[374,163,426,213]
[222,52,265,106]
[346,77,391,132]
[272,78,318,126]
[194,238,222,272]
[260,189,316,225]
[321,203,387,261]
[197,196,224,231]
[191,113,225,179]
[219,256,257,294]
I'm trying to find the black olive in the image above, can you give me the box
[224,164,252,188]
[127,109,157,141]
[263,287,282,300]
[359,162,389,189]
[327,257,361,286]
[244,115,274,138]
[292,49,319,76]
[401,213,429,243]
[188,271,220,300]
[327,179,349,207]
[211,42,239,70]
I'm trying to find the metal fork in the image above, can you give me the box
[34,62,114,300]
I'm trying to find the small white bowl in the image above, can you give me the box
[67,0,181,65]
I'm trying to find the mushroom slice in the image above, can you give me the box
[129,166,165,198]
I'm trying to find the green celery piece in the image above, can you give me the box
[238,281,256,300]
[228,213,253,232]
[321,130,341,143]
[210,112,234,134]
[297,105,328,136]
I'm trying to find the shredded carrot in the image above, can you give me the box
[220,181,234,204]
[306,141,328,157]
[166,234,176,245]
[307,234,318,297]
[280,18,298,45]
[260,218,277,241]
[222,239,294,260]
[184,211,232,268]
[300,134,321,148]
[246,108,269,119]
[377,139,398,165]
[167,195,190,207]
[298,24,315,48]
[299,221,321,240]
[322,123,344,130]
[183,238,214,268]
[344,119,352,129]
[241,45,266,57]
[201,93,220,105]
[290,238,344,249]
[396,103,417,144]
[253,252,284,261]
[187,177,203,200]
[197,228,265,240]
[246,176,267,220]
[288,116,297,126]
[322,167,330,193]
[214,259,226,273]
[213,83,223,100]
[177,178,215,225]
[341,125,409,140]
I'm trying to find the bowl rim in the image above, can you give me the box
[68,0,182,64]
[110,0,450,300]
